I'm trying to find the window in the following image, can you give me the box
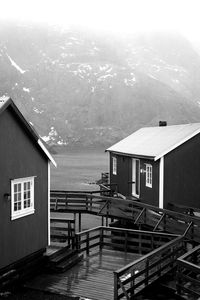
[146,164,152,188]
[11,177,35,220]
[112,156,117,175]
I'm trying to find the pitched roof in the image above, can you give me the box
[106,123,200,161]
[0,96,56,167]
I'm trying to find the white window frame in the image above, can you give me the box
[112,156,117,175]
[11,176,35,220]
[146,164,152,188]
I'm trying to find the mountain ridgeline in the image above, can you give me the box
[1,22,200,149]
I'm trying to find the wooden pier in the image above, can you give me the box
[26,223,184,299]
[50,190,200,242]
[26,248,141,300]
[22,191,196,299]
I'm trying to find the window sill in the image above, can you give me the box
[11,209,35,221]
[146,184,152,188]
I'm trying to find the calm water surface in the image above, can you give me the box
[50,149,179,300]
[51,149,108,191]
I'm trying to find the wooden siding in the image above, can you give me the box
[109,153,159,206]
[0,107,48,270]
[164,133,200,209]
[139,159,159,207]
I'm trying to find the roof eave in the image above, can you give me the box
[38,139,57,167]
[154,127,200,161]
[106,150,155,160]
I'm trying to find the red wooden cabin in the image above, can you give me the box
[107,122,200,209]
[0,96,56,273]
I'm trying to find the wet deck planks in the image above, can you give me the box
[26,248,141,300]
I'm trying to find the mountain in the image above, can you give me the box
[1,22,200,149]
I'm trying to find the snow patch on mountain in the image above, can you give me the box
[33,107,44,114]
[23,87,30,93]
[6,54,27,74]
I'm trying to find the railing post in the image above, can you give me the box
[176,264,182,296]
[90,195,92,211]
[145,259,149,287]
[55,198,58,210]
[100,227,104,250]
[106,201,109,226]
[78,213,81,232]
[139,232,142,254]
[86,232,89,255]
[68,220,71,246]
[113,272,118,300]
[86,195,88,211]
[125,231,128,253]
[75,234,80,252]
[131,269,135,296]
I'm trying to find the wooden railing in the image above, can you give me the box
[73,226,184,299]
[50,191,200,242]
[50,217,75,246]
[114,235,185,299]
[176,244,200,298]
[74,226,179,256]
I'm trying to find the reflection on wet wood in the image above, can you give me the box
[26,248,141,300]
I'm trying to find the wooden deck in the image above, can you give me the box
[26,248,141,300]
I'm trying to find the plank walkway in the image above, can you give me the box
[26,248,141,300]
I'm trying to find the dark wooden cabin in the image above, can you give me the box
[0,96,56,272]
[106,122,200,209]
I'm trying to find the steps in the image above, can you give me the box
[47,246,83,273]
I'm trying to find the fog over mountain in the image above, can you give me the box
[1,22,200,149]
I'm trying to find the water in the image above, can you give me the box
[50,149,179,299]
[51,149,108,191]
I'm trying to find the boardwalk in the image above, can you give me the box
[26,248,141,300]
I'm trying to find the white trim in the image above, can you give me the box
[132,158,140,198]
[108,152,110,184]
[112,156,117,175]
[155,128,200,161]
[11,209,35,220]
[159,157,164,209]
[48,162,50,245]
[11,176,35,220]
[145,164,152,188]
[38,139,57,167]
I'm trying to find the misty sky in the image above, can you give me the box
[1,0,200,41]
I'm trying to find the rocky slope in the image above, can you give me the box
[1,22,200,148]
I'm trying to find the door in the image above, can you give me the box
[132,159,140,197]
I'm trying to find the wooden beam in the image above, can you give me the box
[183,221,193,238]
[134,208,146,224]
[118,278,130,300]
[153,213,166,231]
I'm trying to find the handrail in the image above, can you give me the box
[115,235,184,276]
[75,226,179,239]
[50,190,200,223]
[50,190,200,242]
[177,244,200,261]
[114,235,185,299]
